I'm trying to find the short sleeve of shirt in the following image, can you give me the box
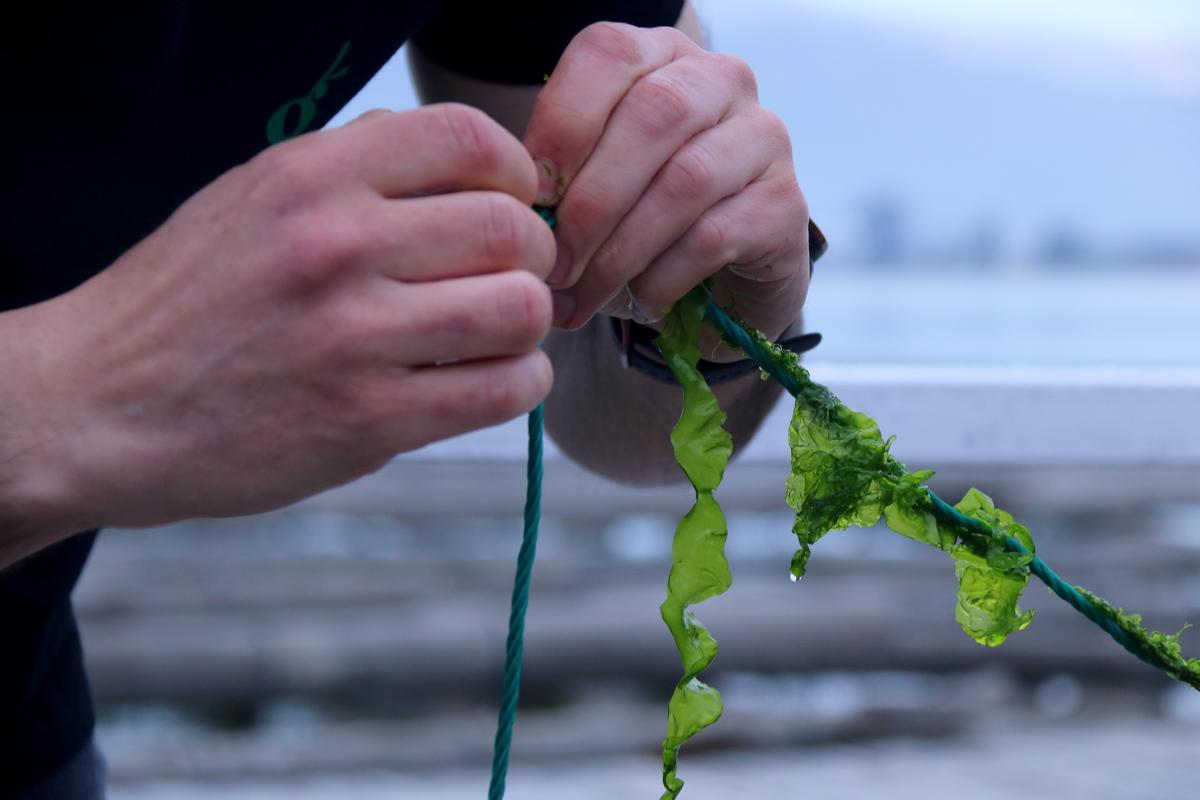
[412,0,686,85]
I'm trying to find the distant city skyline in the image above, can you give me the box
[843,191,1199,268]
[696,0,1199,265]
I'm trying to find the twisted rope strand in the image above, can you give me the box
[922,492,1153,667]
[487,206,560,798]
[702,300,1194,685]
[488,403,544,800]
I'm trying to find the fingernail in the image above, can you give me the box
[598,285,632,319]
[727,262,776,281]
[548,242,572,286]
[552,291,576,328]
[533,157,563,206]
[629,297,665,326]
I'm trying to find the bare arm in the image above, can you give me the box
[409,2,801,484]
[0,105,556,568]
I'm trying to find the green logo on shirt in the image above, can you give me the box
[265,41,351,144]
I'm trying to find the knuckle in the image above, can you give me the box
[479,193,528,265]
[497,272,552,345]
[277,211,363,288]
[757,184,809,268]
[416,302,479,346]
[628,73,693,137]
[444,368,524,423]
[659,144,715,204]
[715,53,757,96]
[577,22,646,68]
[693,214,733,262]
[771,175,808,217]
[257,141,338,207]
[561,174,608,227]
[587,237,628,286]
[754,108,793,158]
[430,102,502,174]
[526,351,553,400]
[526,215,557,278]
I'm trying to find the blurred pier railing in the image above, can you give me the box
[298,363,1200,517]
[78,363,1200,708]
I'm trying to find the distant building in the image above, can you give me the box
[1036,225,1092,267]
[961,218,1005,269]
[860,195,909,266]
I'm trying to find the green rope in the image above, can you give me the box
[488,403,544,799]
[922,491,1154,666]
[702,300,1200,688]
[488,207,557,799]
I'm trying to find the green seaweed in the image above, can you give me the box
[1075,588,1200,690]
[654,289,734,800]
[722,312,1200,670]
[647,294,1200,799]
[728,318,1035,645]
[945,489,1036,645]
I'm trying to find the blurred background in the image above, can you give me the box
[86,1,1199,798]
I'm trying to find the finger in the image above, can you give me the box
[364,270,551,366]
[386,350,553,449]
[524,23,696,204]
[608,172,807,331]
[546,53,757,291]
[336,104,538,201]
[362,191,556,282]
[556,110,784,327]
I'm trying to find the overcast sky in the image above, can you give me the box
[715,0,1200,96]
[697,0,1199,257]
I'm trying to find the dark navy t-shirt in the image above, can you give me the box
[0,0,683,791]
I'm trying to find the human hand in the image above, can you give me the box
[0,104,554,540]
[524,22,810,356]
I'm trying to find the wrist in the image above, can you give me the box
[0,301,98,564]
[612,316,819,386]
